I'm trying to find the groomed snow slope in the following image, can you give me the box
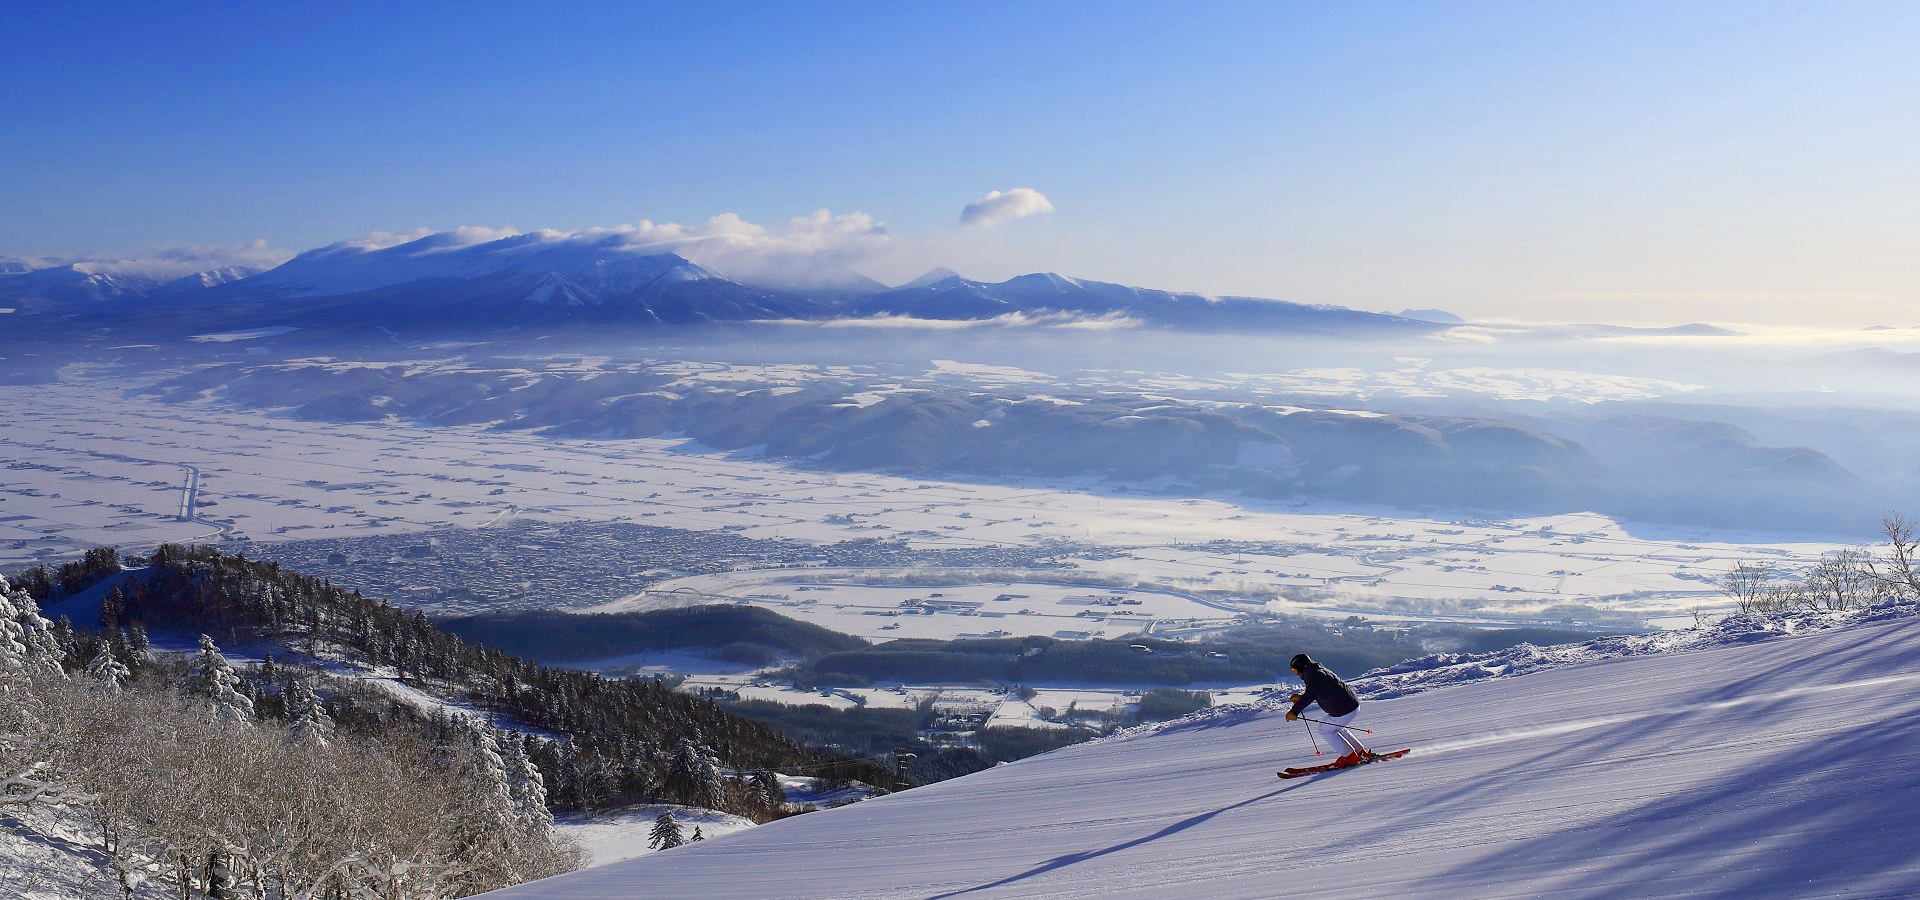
[486,616,1920,898]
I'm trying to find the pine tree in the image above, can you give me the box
[1,575,66,806]
[83,642,131,690]
[502,730,555,831]
[99,584,125,629]
[188,634,255,726]
[284,678,333,747]
[667,740,726,810]
[689,826,704,842]
[51,615,76,658]
[127,622,151,662]
[0,576,34,672]
[12,594,64,679]
[648,811,683,850]
[752,769,786,807]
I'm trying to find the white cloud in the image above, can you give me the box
[333,228,436,252]
[445,225,522,245]
[312,211,893,290]
[765,310,1140,331]
[57,238,295,279]
[604,210,891,282]
[960,188,1055,228]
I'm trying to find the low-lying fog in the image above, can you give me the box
[6,315,1913,540]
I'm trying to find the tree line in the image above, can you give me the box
[1716,515,1920,616]
[5,567,580,898]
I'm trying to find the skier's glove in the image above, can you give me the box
[1285,711,1298,722]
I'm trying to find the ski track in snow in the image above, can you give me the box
[1417,670,1920,756]
[480,608,1920,898]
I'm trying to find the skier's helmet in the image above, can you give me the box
[1289,653,1313,671]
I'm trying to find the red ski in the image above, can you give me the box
[1277,748,1409,779]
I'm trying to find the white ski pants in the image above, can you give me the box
[1317,710,1367,757]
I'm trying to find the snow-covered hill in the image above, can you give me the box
[0,256,267,310]
[483,606,1920,898]
[849,271,1437,334]
[0,226,1434,333]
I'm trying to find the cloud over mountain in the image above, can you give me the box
[315,211,892,292]
[960,188,1054,228]
[9,239,292,281]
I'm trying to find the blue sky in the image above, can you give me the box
[4,1,1916,324]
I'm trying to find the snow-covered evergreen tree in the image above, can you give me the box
[689,826,705,842]
[11,585,64,679]
[436,715,545,886]
[649,811,684,850]
[752,768,786,807]
[284,677,333,747]
[1,575,63,807]
[502,730,554,831]
[469,722,517,824]
[51,615,76,658]
[0,576,32,674]
[127,622,151,662]
[188,634,254,726]
[84,642,131,690]
[668,739,726,810]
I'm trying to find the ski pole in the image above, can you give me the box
[1297,715,1372,735]
[1303,719,1321,757]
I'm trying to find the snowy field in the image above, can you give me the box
[556,804,756,867]
[482,609,1920,898]
[597,574,1241,641]
[674,675,1278,727]
[0,380,1856,629]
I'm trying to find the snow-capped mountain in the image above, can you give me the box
[239,231,719,298]
[724,261,888,298]
[222,228,883,315]
[898,266,962,289]
[852,271,1435,333]
[0,257,268,310]
[159,265,264,292]
[483,602,1920,898]
[219,231,831,326]
[0,255,54,275]
[1395,307,1466,324]
[0,228,1438,334]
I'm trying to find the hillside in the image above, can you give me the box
[438,606,869,665]
[482,605,1920,898]
[10,546,893,809]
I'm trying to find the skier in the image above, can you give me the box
[1285,653,1370,768]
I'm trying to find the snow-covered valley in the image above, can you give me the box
[0,379,1856,630]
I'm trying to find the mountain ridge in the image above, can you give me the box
[1,231,1436,335]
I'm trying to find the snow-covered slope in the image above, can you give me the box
[240,231,721,299]
[1,804,172,899]
[483,609,1920,898]
[0,257,266,310]
[209,231,837,326]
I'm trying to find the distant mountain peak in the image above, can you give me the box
[726,263,886,297]
[899,267,963,289]
[162,266,264,292]
[1395,308,1466,324]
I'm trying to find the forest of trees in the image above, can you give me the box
[1,545,902,897]
[3,567,580,898]
[437,605,869,665]
[94,545,890,805]
[793,634,1410,687]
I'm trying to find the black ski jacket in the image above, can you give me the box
[1289,661,1359,718]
